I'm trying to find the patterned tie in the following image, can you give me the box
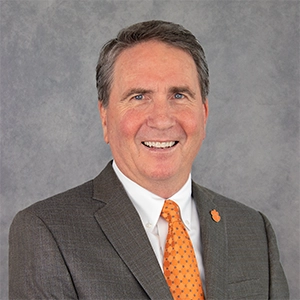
[161,200,205,300]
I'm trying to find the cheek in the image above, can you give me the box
[109,109,143,141]
[182,110,206,136]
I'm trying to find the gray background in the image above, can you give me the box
[1,0,299,299]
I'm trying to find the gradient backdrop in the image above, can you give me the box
[1,1,299,299]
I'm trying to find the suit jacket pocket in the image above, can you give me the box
[228,278,267,300]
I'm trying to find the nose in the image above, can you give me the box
[147,98,175,130]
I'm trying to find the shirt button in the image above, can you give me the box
[185,220,190,226]
[146,222,152,228]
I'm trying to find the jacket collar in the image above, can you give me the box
[192,182,228,300]
[93,162,173,299]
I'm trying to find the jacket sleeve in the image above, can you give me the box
[9,209,78,300]
[260,213,289,299]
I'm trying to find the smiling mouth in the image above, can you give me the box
[142,141,178,149]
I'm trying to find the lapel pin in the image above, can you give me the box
[210,209,221,223]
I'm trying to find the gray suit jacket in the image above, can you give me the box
[9,162,289,300]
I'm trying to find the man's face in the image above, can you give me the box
[99,40,208,195]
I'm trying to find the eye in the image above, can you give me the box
[133,94,144,100]
[174,93,184,99]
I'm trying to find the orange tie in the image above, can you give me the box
[161,200,205,300]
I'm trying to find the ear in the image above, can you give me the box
[203,99,209,127]
[98,101,109,144]
[202,99,209,138]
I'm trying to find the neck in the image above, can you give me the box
[113,161,190,199]
[139,177,189,199]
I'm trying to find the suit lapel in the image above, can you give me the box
[193,182,228,300]
[93,163,172,300]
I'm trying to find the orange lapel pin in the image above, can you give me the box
[210,209,221,222]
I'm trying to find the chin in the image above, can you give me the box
[144,167,179,181]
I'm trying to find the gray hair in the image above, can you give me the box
[96,20,209,107]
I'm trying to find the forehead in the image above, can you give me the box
[115,40,194,67]
[112,40,199,88]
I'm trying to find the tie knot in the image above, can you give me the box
[161,200,181,223]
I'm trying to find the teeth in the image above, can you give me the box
[143,141,176,148]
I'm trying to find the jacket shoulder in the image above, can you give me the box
[14,179,101,222]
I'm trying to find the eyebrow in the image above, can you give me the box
[121,88,153,101]
[120,86,196,101]
[169,86,196,99]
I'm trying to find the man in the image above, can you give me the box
[9,20,289,299]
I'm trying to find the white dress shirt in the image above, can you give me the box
[112,161,206,289]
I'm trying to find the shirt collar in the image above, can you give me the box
[112,161,193,231]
